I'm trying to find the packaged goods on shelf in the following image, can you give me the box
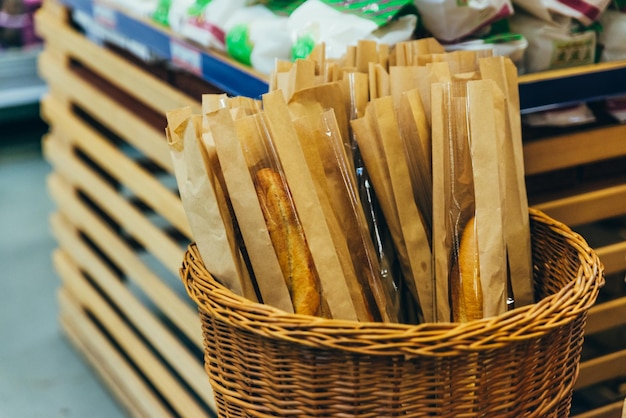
[413,0,514,43]
[508,11,597,73]
[512,0,610,26]
[0,0,42,50]
[523,103,597,127]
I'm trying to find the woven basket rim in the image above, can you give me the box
[181,208,604,356]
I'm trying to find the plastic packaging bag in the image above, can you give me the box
[512,0,610,26]
[225,6,292,74]
[508,11,596,73]
[598,9,626,62]
[289,0,417,60]
[179,0,253,49]
[413,0,514,43]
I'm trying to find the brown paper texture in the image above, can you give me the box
[467,80,507,318]
[262,90,362,321]
[166,108,255,299]
[207,108,293,313]
[199,95,260,302]
[389,66,421,109]
[430,81,450,322]
[315,109,399,322]
[372,96,434,323]
[289,115,360,319]
[288,82,350,156]
[432,81,476,322]
[352,109,422,321]
[368,62,390,100]
[397,89,433,234]
[393,38,444,66]
[416,62,451,125]
[270,60,294,92]
[478,56,534,308]
[287,59,317,101]
[357,39,379,73]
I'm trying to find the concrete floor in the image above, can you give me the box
[0,116,126,418]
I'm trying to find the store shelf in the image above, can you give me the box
[57,0,268,98]
[37,0,626,416]
[518,61,626,114]
[56,0,626,112]
[0,47,47,110]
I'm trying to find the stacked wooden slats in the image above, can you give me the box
[36,0,626,416]
[36,1,215,416]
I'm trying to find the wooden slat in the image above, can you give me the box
[523,125,626,176]
[54,248,210,418]
[41,88,190,242]
[35,2,200,116]
[586,297,626,335]
[40,0,69,20]
[37,47,174,174]
[518,60,626,84]
[571,400,625,418]
[51,211,215,410]
[41,95,192,266]
[44,144,201,347]
[532,182,626,227]
[576,349,626,390]
[595,241,626,276]
[59,288,171,418]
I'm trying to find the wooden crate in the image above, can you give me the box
[36,0,626,416]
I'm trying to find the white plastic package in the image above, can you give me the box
[508,11,596,73]
[512,0,611,26]
[224,6,292,75]
[178,0,254,50]
[413,0,514,43]
[598,9,626,62]
[288,0,417,60]
[166,0,195,33]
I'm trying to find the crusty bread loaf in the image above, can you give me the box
[450,216,483,322]
[255,167,321,316]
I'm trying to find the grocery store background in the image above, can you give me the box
[1,6,123,415]
[2,0,626,417]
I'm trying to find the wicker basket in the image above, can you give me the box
[180,208,604,417]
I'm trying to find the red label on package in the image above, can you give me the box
[92,2,117,28]
[170,39,203,76]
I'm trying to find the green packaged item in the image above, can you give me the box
[153,0,172,26]
[321,0,416,27]
[225,24,254,66]
[188,0,212,16]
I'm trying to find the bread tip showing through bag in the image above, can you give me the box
[451,216,483,322]
[255,167,322,316]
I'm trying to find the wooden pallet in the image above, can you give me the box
[524,127,626,417]
[36,1,216,416]
[36,0,626,416]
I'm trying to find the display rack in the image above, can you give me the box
[56,0,268,98]
[55,0,626,111]
[37,0,626,417]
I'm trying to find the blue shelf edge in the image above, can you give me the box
[519,66,626,114]
[58,0,626,111]
[60,0,269,98]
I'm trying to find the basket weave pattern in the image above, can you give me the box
[181,208,604,417]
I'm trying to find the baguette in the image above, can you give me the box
[255,167,321,316]
[450,216,483,322]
